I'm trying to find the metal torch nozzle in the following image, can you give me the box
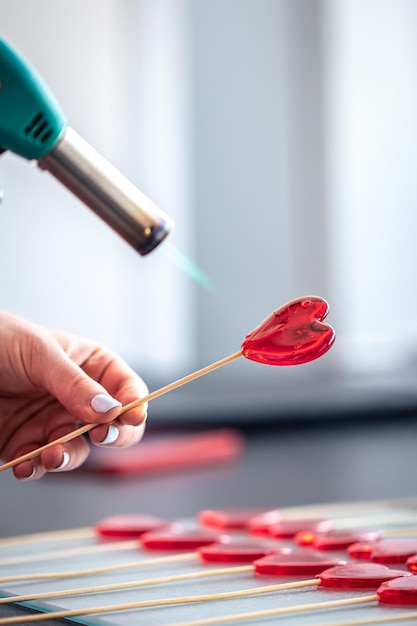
[38,127,173,255]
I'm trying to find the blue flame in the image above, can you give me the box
[162,242,214,291]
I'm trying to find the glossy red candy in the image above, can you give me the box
[247,510,284,535]
[254,550,347,576]
[318,563,410,589]
[267,518,334,539]
[406,554,417,573]
[294,530,317,546]
[140,528,222,551]
[198,541,277,563]
[370,540,417,564]
[95,514,170,539]
[241,296,335,366]
[347,542,375,560]
[198,508,272,530]
[378,576,417,605]
[313,529,384,551]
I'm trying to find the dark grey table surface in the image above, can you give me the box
[2,416,417,535]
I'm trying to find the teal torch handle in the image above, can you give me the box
[0,39,66,159]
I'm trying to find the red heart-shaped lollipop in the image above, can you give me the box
[248,510,285,535]
[254,550,347,576]
[198,508,273,530]
[198,540,277,563]
[140,527,222,551]
[95,514,171,539]
[370,540,417,564]
[318,563,410,589]
[312,528,384,551]
[241,296,335,366]
[406,554,417,572]
[347,541,375,560]
[378,575,417,605]
[267,517,334,539]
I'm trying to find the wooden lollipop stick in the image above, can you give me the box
[170,596,380,626]
[0,579,321,625]
[0,350,242,473]
[119,351,242,415]
[0,526,94,548]
[0,565,262,606]
[0,539,140,567]
[0,552,197,584]
[297,612,417,626]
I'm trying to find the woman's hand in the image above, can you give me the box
[0,311,148,480]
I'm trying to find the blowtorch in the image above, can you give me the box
[0,38,173,255]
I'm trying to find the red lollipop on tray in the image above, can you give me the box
[198,508,273,530]
[407,554,417,572]
[370,539,417,564]
[312,528,384,551]
[294,530,317,546]
[248,510,284,535]
[140,528,223,551]
[198,540,279,563]
[267,517,334,539]
[347,541,375,560]
[254,550,347,576]
[95,514,171,539]
[317,563,410,589]
[378,575,417,605]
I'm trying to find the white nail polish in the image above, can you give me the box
[91,393,121,413]
[100,424,119,445]
[21,466,37,481]
[52,451,70,472]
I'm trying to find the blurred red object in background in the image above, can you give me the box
[84,428,245,476]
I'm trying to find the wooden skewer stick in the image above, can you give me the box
[0,527,94,548]
[0,552,197,584]
[161,596,380,626]
[0,539,140,567]
[0,579,321,625]
[292,611,417,626]
[0,351,242,473]
[119,351,242,415]
[174,609,417,626]
[0,590,377,626]
[0,565,304,606]
[11,551,387,608]
[385,526,417,537]
[170,599,415,626]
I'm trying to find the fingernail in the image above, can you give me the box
[51,451,70,472]
[91,393,121,413]
[21,465,37,481]
[99,424,119,445]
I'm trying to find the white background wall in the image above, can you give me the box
[0,0,194,378]
[323,0,417,373]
